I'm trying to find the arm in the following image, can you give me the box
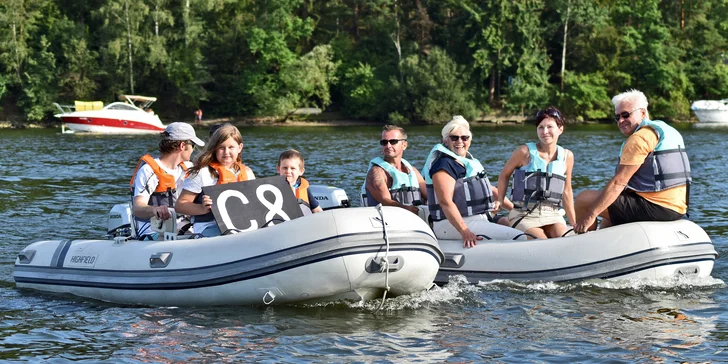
[306,188,323,213]
[573,163,641,233]
[132,195,172,221]
[562,149,576,226]
[432,170,481,248]
[493,146,528,212]
[175,189,212,216]
[131,166,172,220]
[365,166,419,214]
[245,166,256,180]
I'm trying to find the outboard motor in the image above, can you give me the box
[308,185,350,210]
[107,203,135,238]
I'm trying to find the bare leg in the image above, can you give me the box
[575,190,601,231]
[543,222,569,238]
[524,227,548,240]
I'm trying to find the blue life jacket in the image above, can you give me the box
[618,119,691,192]
[511,142,567,209]
[423,144,494,221]
[360,157,423,207]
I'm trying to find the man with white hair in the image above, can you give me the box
[574,90,691,233]
[130,122,205,239]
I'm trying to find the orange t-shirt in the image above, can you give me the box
[619,127,687,214]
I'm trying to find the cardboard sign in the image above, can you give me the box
[203,176,303,233]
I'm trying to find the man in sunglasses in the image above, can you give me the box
[360,125,427,215]
[574,90,691,233]
[130,122,205,239]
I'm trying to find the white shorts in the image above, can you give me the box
[508,204,566,232]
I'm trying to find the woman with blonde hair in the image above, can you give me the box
[423,115,520,248]
[176,124,255,237]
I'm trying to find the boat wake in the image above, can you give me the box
[474,274,725,292]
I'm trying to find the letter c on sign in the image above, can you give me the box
[217,190,258,232]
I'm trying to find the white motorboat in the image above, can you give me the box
[13,206,442,306]
[434,219,717,285]
[53,95,166,134]
[691,99,728,125]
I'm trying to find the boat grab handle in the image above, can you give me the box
[476,234,492,240]
[365,256,404,273]
[263,290,276,305]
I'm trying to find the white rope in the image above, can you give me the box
[374,204,391,313]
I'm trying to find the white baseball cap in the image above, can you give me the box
[164,122,205,147]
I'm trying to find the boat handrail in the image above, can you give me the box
[53,102,75,115]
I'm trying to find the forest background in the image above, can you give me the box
[1,0,727,125]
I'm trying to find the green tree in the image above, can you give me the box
[612,0,690,118]
[447,0,516,107]
[340,62,385,119]
[558,71,610,121]
[95,0,150,95]
[389,47,477,124]
[503,0,551,114]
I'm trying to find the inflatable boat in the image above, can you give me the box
[13,206,443,306]
[434,219,718,285]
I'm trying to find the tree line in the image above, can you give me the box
[1,0,727,124]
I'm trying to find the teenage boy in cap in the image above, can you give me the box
[130,122,205,239]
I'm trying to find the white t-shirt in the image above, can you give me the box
[183,166,255,234]
[132,158,191,236]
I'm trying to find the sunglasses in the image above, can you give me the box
[380,139,406,146]
[536,109,562,122]
[614,108,643,122]
[186,141,196,149]
[448,135,470,142]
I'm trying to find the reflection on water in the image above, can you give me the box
[0,125,726,362]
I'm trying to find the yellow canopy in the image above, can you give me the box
[74,101,104,111]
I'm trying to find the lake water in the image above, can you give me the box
[1,124,726,362]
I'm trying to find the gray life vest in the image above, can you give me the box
[618,119,691,192]
[360,157,423,207]
[511,142,567,209]
[423,144,494,222]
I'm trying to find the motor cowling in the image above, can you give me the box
[308,185,350,210]
[107,203,135,238]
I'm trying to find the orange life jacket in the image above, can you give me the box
[129,154,186,194]
[208,162,249,184]
[295,177,311,205]
[129,155,189,236]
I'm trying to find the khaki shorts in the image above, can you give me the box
[508,204,566,232]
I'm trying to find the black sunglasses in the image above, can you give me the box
[186,141,196,149]
[380,139,406,146]
[536,109,562,122]
[448,135,470,142]
[614,108,642,122]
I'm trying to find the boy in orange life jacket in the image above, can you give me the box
[277,150,323,214]
[130,122,205,238]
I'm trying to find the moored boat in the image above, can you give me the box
[53,95,166,134]
[691,99,728,125]
[13,206,443,306]
[434,219,717,285]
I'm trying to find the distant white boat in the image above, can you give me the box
[691,99,728,125]
[53,95,166,134]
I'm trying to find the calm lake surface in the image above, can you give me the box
[1,124,726,362]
